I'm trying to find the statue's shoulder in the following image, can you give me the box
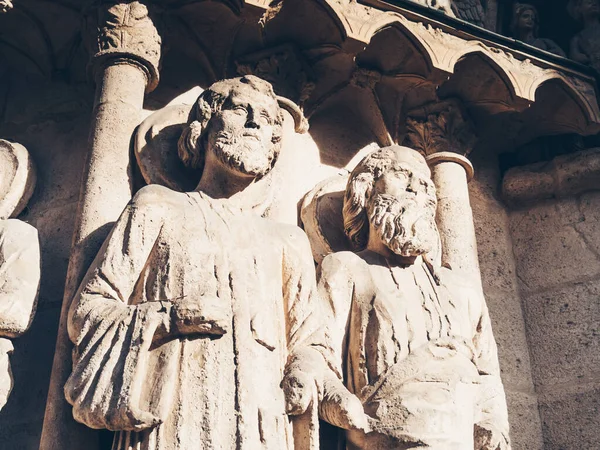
[0,219,39,261]
[0,218,37,238]
[131,184,189,211]
[321,251,366,275]
[438,266,481,293]
[275,222,311,247]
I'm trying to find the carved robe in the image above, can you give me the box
[319,251,510,450]
[65,185,332,450]
[0,219,40,409]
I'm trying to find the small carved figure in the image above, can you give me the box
[408,0,486,28]
[569,0,600,72]
[0,140,40,410]
[511,4,566,56]
[64,76,364,450]
[0,0,13,14]
[319,146,510,449]
[452,0,486,28]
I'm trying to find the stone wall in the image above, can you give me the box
[509,191,600,449]
[470,150,544,450]
[0,73,92,449]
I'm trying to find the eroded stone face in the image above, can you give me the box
[206,85,281,178]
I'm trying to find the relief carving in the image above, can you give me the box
[64,76,365,450]
[404,99,477,157]
[407,0,486,28]
[0,140,40,410]
[83,1,162,90]
[451,0,486,28]
[236,45,316,112]
[318,145,510,449]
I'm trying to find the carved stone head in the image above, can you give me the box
[568,0,600,22]
[343,145,439,258]
[511,3,539,38]
[178,76,285,179]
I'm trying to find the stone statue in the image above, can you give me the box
[0,0,13,14]
[511,4,566,56]
[318,146,510,449]
[0,140,40,410]
[569,0,600,72]
[409,0,486,28]
[64,76,365,450]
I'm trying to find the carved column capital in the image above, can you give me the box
[236,44,315,110]
[404,98,477,160]
[83,1,162,92]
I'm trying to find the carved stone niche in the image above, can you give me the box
[0,140,40,411]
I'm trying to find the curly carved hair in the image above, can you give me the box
[343,145,432,251]
[510,3,539,38]
[177,75,285,172]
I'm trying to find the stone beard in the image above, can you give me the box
[64,76,335,450]
[321,146,510,449]
[367,192,438,257]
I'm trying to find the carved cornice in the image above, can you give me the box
[404,98,477,157]
[83,1,162,91]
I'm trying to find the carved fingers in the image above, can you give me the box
[170,297,231,337]
[281,369,320,416]
[474,422,511,450]
[320,374,371,432]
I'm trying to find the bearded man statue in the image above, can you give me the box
[64,76,366,450]
[318,146,511,449]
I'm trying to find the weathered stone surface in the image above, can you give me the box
[0,141,40,412]
[472,195,518,292]
[510,4,565,56]
[523,280,600,387]
[503,148,600,207]
[510,200,600,291]
[539,387,600,450]
[485,290,535,392]
[314,146,510,449]
[63,76,363,450]
[504,390,544,450]
[569,0,600,74]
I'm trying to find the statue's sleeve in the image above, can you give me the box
[473,298,511,448]
[0,220,40,338]
[283,228,337,378]
[316,252,355,375]
[64,185,174,432]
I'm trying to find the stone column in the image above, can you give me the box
[404,98,481,285]
[40,3,161,449]
[427,151,479,281]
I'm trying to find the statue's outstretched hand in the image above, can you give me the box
[171,297,231,337]
[474,422,510,450]
[281,368,321,416]
[320,373,371,432]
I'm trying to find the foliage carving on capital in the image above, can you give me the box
[84,1,162,91]
[403,99,477,157]
[236,45,315,109]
